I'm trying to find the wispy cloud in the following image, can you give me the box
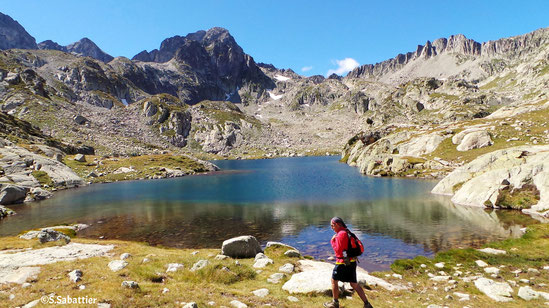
[326,58,359,76]
[301,66,313,72]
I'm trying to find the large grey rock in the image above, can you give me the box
[37,229,71,244]
[282,260,404,294]
[474,277,513,302]
[456,130,493,151]
[221,235,262,258]
[0,184,27,205]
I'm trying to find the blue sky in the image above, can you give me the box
[2,1,549,76]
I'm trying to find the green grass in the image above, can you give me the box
[31,171,54,187]
[494,184,540,209]
[64,154,209,183]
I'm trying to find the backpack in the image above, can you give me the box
[346,230,364,258]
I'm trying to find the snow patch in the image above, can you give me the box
[268,91,283,100]
[274,75,291,82]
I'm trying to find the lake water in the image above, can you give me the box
[0,156,536,271]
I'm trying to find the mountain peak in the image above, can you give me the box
[66,37,114,62]
[0,12,37,50]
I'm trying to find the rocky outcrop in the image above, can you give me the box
[0,12,37,50]
[432,145,549,218]
[282,260,404,295]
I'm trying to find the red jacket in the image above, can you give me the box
[331,229,356,264]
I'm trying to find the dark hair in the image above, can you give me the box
[330,217,347,228]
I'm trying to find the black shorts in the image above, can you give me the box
[332,262,357,283]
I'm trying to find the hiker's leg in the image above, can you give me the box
[331,278,339,300]
[350,282,369,303]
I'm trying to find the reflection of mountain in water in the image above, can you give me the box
[66,195,535,255]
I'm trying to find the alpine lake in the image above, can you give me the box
[0,156,538,271]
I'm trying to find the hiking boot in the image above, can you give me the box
[363,300,374,308]
[323,300,339,308]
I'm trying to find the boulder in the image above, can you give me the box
[108,260,128,272]
[474,278,513,302]
[253,258,273,268]
[279,263,295,273]
[73,115,88,125]
[37,229,71,244]
[456,130,493,151]
[30,187,52,200]
[0,184,28,205]
[74,154,86,162]
[221,235,262,258]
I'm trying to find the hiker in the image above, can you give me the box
[324,217,373,308]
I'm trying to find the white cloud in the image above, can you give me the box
[326,58,359,76]
[301,66,313,72]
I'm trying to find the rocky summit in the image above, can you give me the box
[0,10,548,218]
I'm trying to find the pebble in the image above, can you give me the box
[528,268,540,274]
[79,285,86,290]
[252,288,269,297]
[434,262,445,269]
[22,283,31,288]
[420,264,427,268]
[191,251,199,255]
[162,288,169,294]
[120,253,131,260]
[230,300,247,308]
[182,303,198,308]
[121,281,139,289]
[166,263,184,273]
[484,267,500,275]
[288,296,299,302]
[475,260,488,267]
[520,279,530,284]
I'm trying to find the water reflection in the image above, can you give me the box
[0,156,538,271]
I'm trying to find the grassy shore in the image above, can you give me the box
[1,224,548,307]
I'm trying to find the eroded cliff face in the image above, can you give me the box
[347,28,549,85]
